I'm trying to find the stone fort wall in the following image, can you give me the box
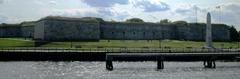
[101,22,230,41]
[0,17,230,41]
[34,17,100,41]
[0,24,22,37]
[21,22,35,38]
[100,22,176,40]
[0,22,35,38]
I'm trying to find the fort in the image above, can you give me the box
[0,16,230,41]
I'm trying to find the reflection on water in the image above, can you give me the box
[0,61,240,79]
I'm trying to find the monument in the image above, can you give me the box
[205,12,214,49]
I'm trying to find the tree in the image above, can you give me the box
[160,19,171,24]
[229,26,239,41]
[126,18,144,23]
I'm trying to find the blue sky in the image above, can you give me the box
[0,0,240,29]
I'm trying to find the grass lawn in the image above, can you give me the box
[41,40,239,49]
[0,38,239,49]
[0,38,34,47]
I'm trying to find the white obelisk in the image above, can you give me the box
[205,12,213,48]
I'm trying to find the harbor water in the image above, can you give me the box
[0,61,240,79]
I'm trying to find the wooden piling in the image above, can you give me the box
[213,60,216,68]
[203,61,207,67]
[204,60,216,68]
[106,56,113,70]
[157,57,164,69]
[157,61,164,69]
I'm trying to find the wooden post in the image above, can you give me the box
[211,56,216,68]
[207,61,212,68]
[106,56,113,70]
[212,60,216,68]
[203,61,207,67]
[204,60,216,68]
[157,61,164,69]
[157,57,164,69]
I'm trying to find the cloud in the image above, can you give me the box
[132,0,170,12]
[49,0,57,5]
[98,8,113,16]
[172,4,207,22]
[52,8,117,21]
[0,0,96,23]
[82,0,129,7]
[210,3,240,29]
[81,0,130,20]
[175,4,203,15]
[0,0,239,30]
[0,0,3,4]
[173,3,240,30]
[0,15,7,23]
[53,8,97,16]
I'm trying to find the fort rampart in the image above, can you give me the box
[0,17,230,41]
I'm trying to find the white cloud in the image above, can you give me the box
[0,0,239,30]
[0,0,94,23]
[131,0,170,12]
[173,4,207,23]
[0,15,7,23]
[210,3,240,29]
[0,0,3,4]
[52,8,98,16]
[82,0,129,7]
[49,0,57,5]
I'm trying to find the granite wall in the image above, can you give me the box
[100,22,230,41]
[100,22,176,40]
[186,23,230,41]
[34,20,45,40]
[0,19,230,41]
[21,22,35,38]
[31,17,230,41]
[34,18,100,41]
[21,26,34,38]
[0,24,22,37]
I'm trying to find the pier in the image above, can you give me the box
[106,52,240,70]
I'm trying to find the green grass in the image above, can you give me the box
[0,38,34,47]
[0,38,239,49]
[41,40,240,49]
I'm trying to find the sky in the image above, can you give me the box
[0,0,240,29]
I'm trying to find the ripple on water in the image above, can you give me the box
[0,61,240,79]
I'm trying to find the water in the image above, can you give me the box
[0,61,240,79]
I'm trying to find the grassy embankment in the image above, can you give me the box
[0,38,239,49]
